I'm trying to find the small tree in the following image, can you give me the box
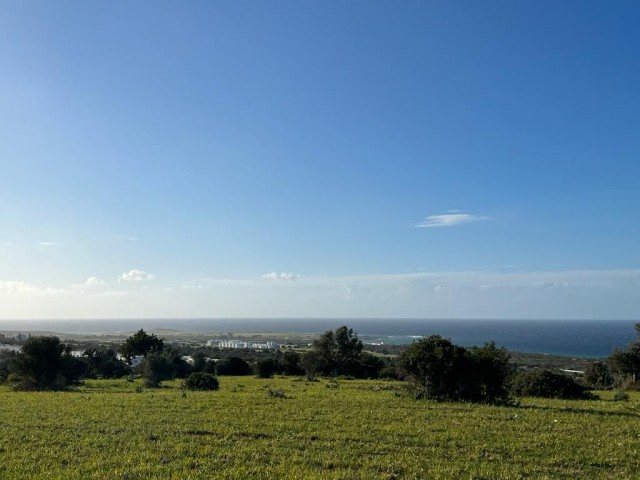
[281,350,304,376]
[312,330,337,375]
[120,329,164,362]
[190,352,217,374]
[255,358,278,378]
[300,350,327,380]
[84,348,130,378]
[334,326,363,375]
[143,351,176,388]
[400,336,513,404]
[13,336,84,390]
[215,357,252,376]
[467,342,512,403]
[0,350,18,383]
[608,325,640,389]
[584,360,614,389]
[308,326,364,376]
[351,352,385,379]
[400,335,469,401]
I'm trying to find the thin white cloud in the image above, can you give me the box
[262,272,299,281]
[0,281,65,296]
[119,269,154,282]
[182,278,255,289]
[71,277,108,291]
[415,212,488,228]
[38,241,62,246]
[85,276,107,287]
[1,269,639,319]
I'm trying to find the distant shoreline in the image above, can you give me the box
[1,318,637,358]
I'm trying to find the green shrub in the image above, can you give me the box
[583,360,613,389]
[215,357,252,376]
[143,351,176,388]
[266,388,288,399]
[613,390,629,401]
[510,369,594,400]
[400,336,513,404]
[12,336,86,390]
[183,372,220,391]
[255,358,278,378]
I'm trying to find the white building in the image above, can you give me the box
[206,339,279,350]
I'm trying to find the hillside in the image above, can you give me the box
[0,377,639,479]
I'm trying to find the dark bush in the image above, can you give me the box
[215,357,252,376]
[84,348,130,379]
[351,352,385,379]
[510,369,595,399]
[299,350,327,379]
[173,354,193,379]
[401,335,469,401]
[143,351,176,388]
[400,336,513,404]
[583,360,614,389]
[255,358,278,378]
[608,323,640,389]
[379,364,403,380]
[120,329,164,361]
[12,336,85,390]
[614,390,630,401]
[281,350,304,376]
[184,372,219,391]
[0,351,18,383]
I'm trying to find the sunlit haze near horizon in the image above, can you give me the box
[1,1,639,321]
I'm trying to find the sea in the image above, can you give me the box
[0,318,638,358]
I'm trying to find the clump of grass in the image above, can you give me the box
[613,391,630,401]
[266,388,288,399]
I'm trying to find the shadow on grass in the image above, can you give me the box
[516,403,640,418]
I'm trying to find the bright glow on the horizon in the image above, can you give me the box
[1,269,638,320]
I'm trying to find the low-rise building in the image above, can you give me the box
[206,339,279,350]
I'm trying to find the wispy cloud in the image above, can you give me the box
[71,276,108,291]
[262,272,300,281]
[0,280,65,296]
[415,212,488,228]
[38,241,62,246]
[114,235,139,242]
[119,269,154,282]
[1,269,639,319]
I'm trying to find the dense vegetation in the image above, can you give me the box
[400,336,512,403]
[510,369,594,400]
[7,336,87,390]
[5,323,640,400]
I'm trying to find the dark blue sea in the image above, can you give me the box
[1,318,638,358]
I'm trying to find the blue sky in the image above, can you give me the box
[1,1,639,320]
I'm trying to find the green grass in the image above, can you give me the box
[1,377,639,479]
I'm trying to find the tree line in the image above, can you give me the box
[2,323,640,402]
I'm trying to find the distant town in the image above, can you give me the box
[206,339,280,350]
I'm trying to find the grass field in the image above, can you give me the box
[1,377,639,479]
